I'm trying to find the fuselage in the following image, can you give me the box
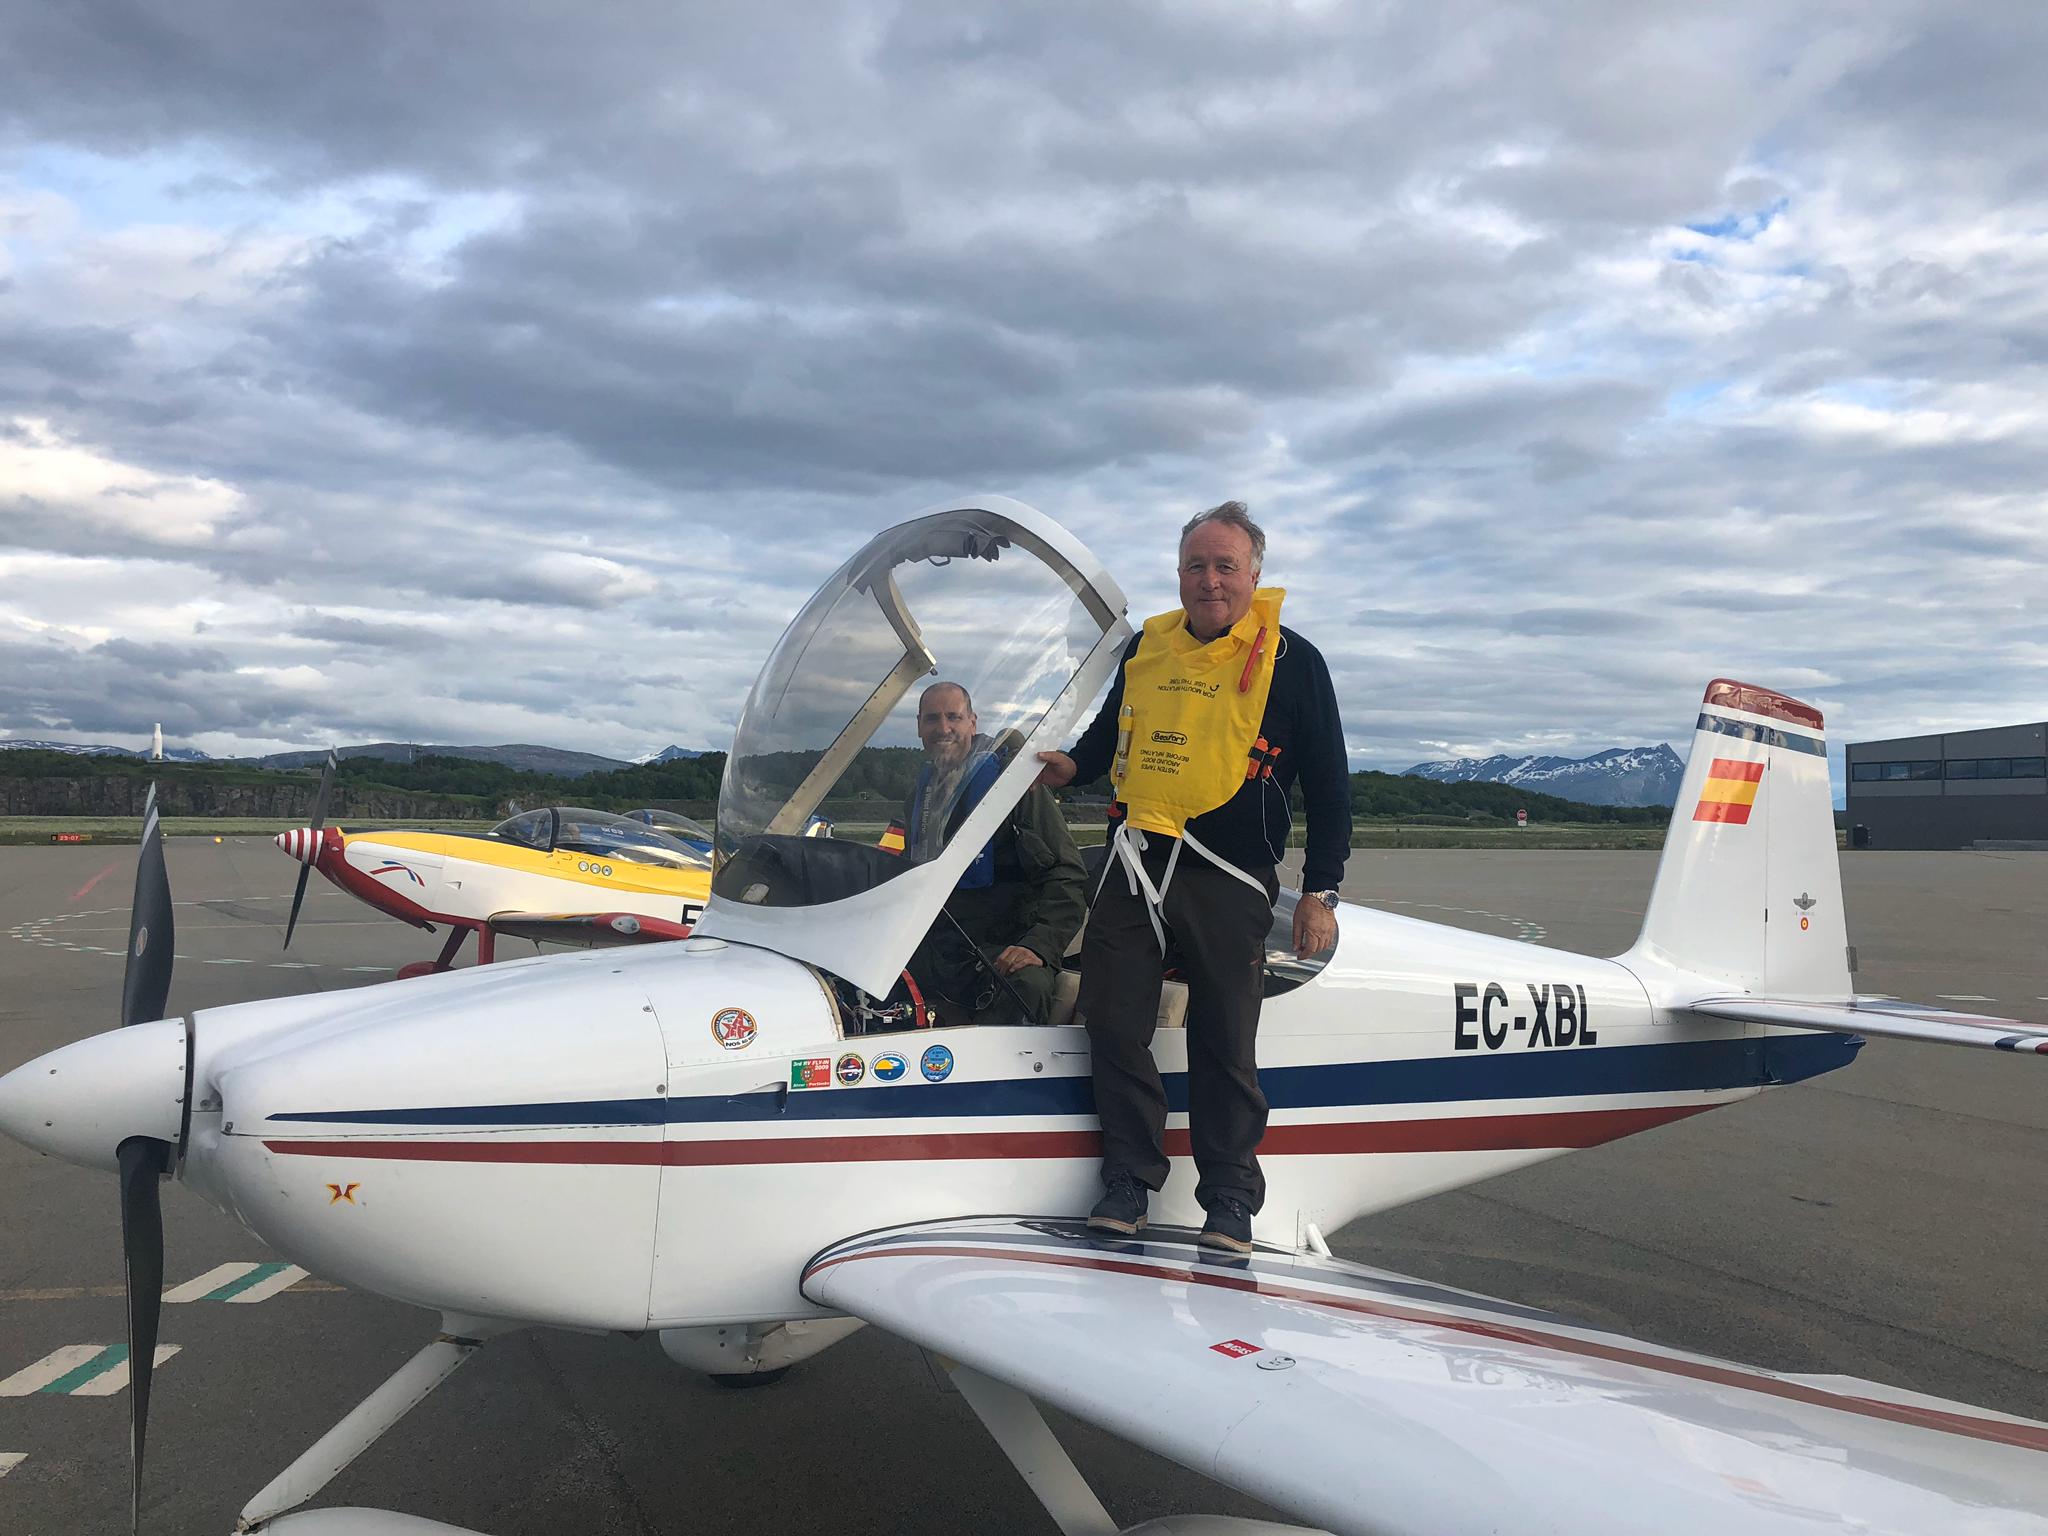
[169,899,1856,1333]
[277,825,710,934]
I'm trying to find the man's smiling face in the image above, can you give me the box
[918,684,976,769]
[1179,520,1259,641]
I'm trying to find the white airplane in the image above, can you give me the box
[3,498,2045,1536]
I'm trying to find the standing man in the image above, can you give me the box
[907,681,1088,1026]
[1037,503,1351,1252]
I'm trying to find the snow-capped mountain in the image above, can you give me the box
[0,739,212,762]
[1402,744,1685,807]
[631,744,708,765]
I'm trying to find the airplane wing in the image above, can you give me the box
[1685,996,2048,1056]
[484,911,696,949]
[802,1217,2048,1536]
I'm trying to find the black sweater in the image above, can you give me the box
[1068,625,1353,893]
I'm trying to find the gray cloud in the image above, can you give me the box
[0,0,2043,772]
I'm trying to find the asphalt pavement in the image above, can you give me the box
[0,839,2042,1534]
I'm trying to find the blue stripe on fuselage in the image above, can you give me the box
[264,1031,1858,1127]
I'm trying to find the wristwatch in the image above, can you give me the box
[1308,889,1340,911]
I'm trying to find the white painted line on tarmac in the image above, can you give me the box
[269,962,316,969]
[1,1344,177,1396]
[166,1261,307,1304]
[1937,994,1996,1003]
[0,1451,25,1478]
[206,957,253,965]
[66,1345,180,1397]
[344,966,395,973]
[0,1347,99,1395]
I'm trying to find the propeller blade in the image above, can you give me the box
[120,786,175,1030]
[309,748,337,834]
[117,1134,170,1534]
[282,751,336,952]
[283,863,314,952]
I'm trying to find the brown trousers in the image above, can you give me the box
[1077,837,1277,1212]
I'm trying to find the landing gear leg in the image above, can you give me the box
[474,925,495,965]
[944,1363,1117,1536]
[398,928,470,981]
[235,1318,511,1532]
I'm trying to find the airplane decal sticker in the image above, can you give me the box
[920,1044,955,1082]
[791,1057,833,1090]
[711,1008,758,1051]
[326,1182,360,1205]
[836,1053,866,1085]
[871,1053,907,1082]
[1693,757,1763,825]
[368,861,426,886]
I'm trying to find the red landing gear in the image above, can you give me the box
[395,924,494,980]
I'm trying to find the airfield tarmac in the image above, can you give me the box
[0,840,2043,1535]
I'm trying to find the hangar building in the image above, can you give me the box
[1845,721,2047,849]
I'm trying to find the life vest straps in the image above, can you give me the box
[1099,821,1272,956]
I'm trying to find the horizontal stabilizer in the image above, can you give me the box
[804,1217,2048,1536]
[486,911,695,948]
[1687,996,2048,1056]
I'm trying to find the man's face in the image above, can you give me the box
[1179,520,1259,640]
[918,687,977,768]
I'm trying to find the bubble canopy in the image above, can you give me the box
[696,497,1131,996]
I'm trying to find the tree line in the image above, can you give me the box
[0,748,1669,824]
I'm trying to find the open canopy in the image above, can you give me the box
[694,496,1130,996]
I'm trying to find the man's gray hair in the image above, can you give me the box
[1179,500,1266,572]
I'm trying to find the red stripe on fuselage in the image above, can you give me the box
[258,1103,1712,1167]
[803,1243,2048,1455]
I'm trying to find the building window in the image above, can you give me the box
[1851,762,1881,782]
[1946,759,1978,780]
[1978,758,2012,779]
[2013,757,2046,779]
[1908,760,1942,780]
[1880,762,1910,781]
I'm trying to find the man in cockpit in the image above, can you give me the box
[905,681,1087,1027]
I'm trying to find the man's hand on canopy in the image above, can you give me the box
[1035,751,1077,789]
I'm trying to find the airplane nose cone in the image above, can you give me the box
[275,827,320,865]
[0,1019,188,1172]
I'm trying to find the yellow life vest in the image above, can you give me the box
[1112,588,1284,838]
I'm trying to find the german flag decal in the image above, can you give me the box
[1694,757,1764,825]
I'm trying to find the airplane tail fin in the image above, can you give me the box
[1621,680,1849,1001]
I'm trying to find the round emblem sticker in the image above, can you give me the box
[710,1007,758,1051]
[836,1052,866,1085]
[920,1043,954,1082]
[871,1053,907,1082]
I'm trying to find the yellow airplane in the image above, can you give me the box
[274,770,711,976]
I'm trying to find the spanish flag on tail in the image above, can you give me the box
[878,820,907,855]
[1693,758,1764,825]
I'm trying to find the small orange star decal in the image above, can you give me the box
[327,1182,361,1205]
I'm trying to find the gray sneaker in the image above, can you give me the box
[1087,1173,1149,1234]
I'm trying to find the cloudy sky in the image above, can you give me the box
[2,2,2043,777]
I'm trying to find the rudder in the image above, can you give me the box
[1623,680,1850,1001]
